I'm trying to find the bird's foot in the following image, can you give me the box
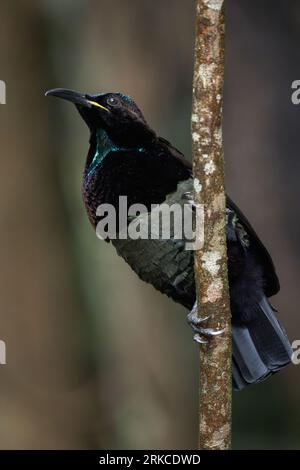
[187,302,225,344]
[182,191,194,202]
[182,192,196,210]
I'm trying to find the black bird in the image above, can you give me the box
[46,88,292,390]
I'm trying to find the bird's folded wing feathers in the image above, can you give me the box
[112,179,195,308]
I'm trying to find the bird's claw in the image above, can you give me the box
[182,192,196,210]
[193,333,208,344]
[182,191,194,201]
[194,327,225,336]
[187,302,225,344]
[187,309,210,326]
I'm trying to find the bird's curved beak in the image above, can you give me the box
[45,88,109,112]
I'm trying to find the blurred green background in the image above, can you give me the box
[0,0,299,449]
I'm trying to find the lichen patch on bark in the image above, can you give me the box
[194,178,203,193]
[203,0,223,12]
[192,131,200,142]
[201,251,221,276]
[203,278,223,303]
[204,161,216,175]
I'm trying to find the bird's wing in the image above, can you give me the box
[225,196,279,296]
[111,179,196,309]
[157,137,193,176]
[156,142,279,297]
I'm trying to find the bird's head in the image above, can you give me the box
[45,88,156,147]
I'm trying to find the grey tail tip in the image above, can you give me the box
[232,296,293,391]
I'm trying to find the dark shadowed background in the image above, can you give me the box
[0,0,299,449]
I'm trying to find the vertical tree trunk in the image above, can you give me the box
[192,0,232,450]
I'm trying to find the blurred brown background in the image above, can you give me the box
[0,0,299,449]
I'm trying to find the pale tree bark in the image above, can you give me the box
[192,0,232,450]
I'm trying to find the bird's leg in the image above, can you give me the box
[182,191,195,209]
[187,303,225,344]
[187,301,210,327]
[183,193,225,343]
[182,191,193,201]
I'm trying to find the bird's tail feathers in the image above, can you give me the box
[232,297,292,391]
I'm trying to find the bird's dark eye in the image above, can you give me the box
[107,96,119,107]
